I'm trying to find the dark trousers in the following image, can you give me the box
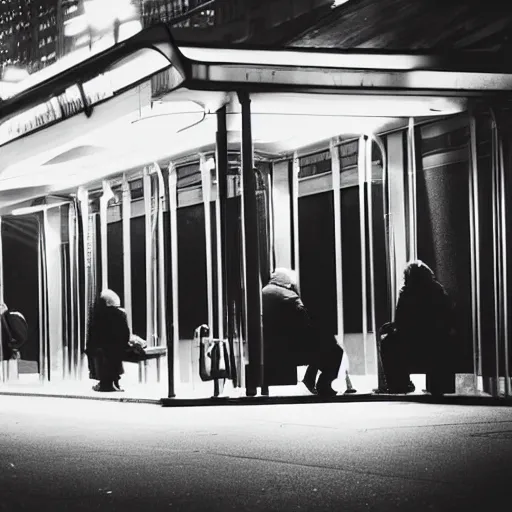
[304,342,344,387]
[90,348,123,387]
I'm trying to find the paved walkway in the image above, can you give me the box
[1,395,512,511]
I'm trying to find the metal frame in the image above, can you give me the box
[366,136,377,345]
[156,164,168,369]
[168,163,180,397]
[292,151,301,290]
[468,112,482,388]
[200,154,215,335]
[407,118,418,262]
[0,217,4,381]
[489,108,510,397]
[238,91,264,395]
[358,135,368,374]
[122,175,133,329]
[331,138,345,343]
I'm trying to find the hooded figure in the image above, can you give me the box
[86,289,130,392]
[395,260,455,395]
[262,268,343,396]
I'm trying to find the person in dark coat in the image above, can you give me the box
[262,268,343,397]
[86,289,130,392]
[395,260,455,396]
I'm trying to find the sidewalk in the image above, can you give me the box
[1,373,509,408]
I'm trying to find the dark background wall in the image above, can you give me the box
[1,215,40,367]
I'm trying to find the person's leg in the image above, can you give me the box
[316,344,343,396]
[95,352,117,391]
[302,365,319,394]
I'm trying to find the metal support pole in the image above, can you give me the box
[0,216,4,381]
[498,127,510,398]
[468,112,483,388]
[366,136,377,340]
[292,151,301,291]
[77,188,89,378]
[121,175,133,329]
[215,111,227,343]
[143,168,153,382]
[38,215,45,384]
[238,90,264,395]
[407,118,418,261]
[373,135,394,317]
[358,135,368,373]
[490,109,501,396]
[156,165,168,352]
[493,110,511,397]
[100,180,112,291]
[68,204,76,379]
[41,211,50,382]
[331,138,345,343]
[215,107,229,395]
[200,154,215,336]
[168,163,180,397]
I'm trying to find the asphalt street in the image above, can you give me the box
[1,395,512,511]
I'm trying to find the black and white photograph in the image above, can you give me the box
[1,0,512,510]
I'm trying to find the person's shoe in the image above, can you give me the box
[92,383,116,392]
[302,378,318,395]
[316,385,338,397]
[344,388,357,394]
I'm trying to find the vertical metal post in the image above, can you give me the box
[156,165,168,350]
[366,136,377,377]
[41,211,50,382]
[267,168,276,274]
[215,110,228,341]
[496,114,510,397]
[374,135,394,317]
[122,175,133,329]
[78,188,89,379]
[358,135,368,372]
[38,215,45,383]
[292,151,301,291]
[238,90,264,395]
[73,199,82,379]
[200,154,215,335]
[331,138,345,343]
[468,112,482,387]
[143,168,153,344]
[216,107,233,382]
[143,168,153,383]
[407,118,418,261]
[0,216,4,381]
[68,204,76,379]
[168,163,180,397]
[100,181,112,292]
[490,109,501,396]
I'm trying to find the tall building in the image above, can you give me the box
[0,0,61,73]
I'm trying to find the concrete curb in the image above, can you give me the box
[161,393,512,407]
[0,391,161,405]
[2,390,512,407]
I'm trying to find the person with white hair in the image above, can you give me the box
[262,267,347,397]
[86,289,130,392]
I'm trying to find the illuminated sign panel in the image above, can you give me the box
[0,24,187,147]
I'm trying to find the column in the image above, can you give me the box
[238,91,264,396]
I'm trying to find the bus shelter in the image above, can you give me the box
[1,23,512,400]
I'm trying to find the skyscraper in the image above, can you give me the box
[0,0,61,73]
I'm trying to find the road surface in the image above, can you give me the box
[1,395,512,510]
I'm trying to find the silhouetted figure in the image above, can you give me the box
[395,260,455,396]
[262,268,345,397]
[86,289,130,392]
